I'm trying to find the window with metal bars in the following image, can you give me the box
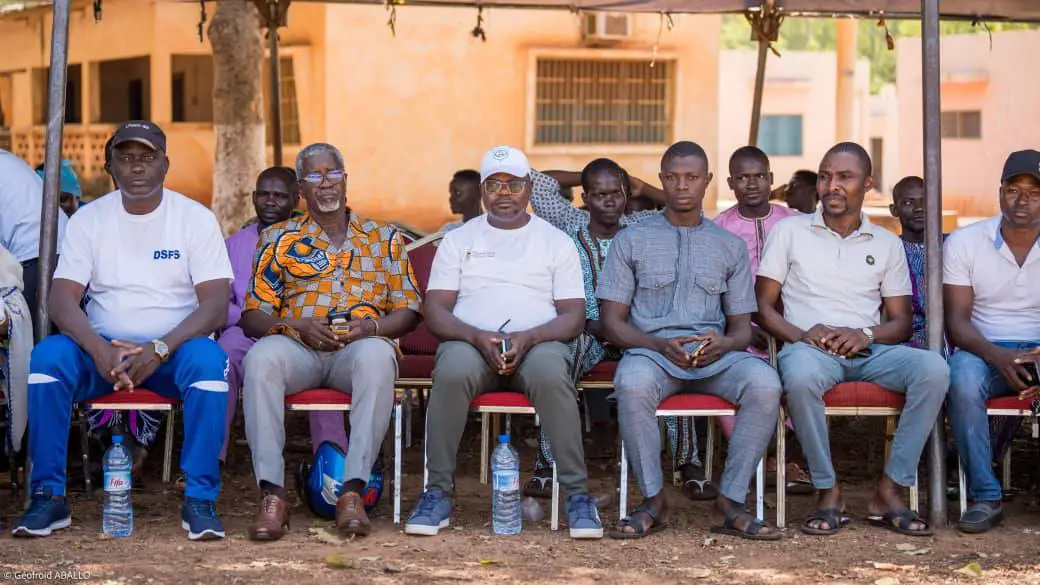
[940,110,981,139]
[534,58,674,146]
[263,56,302,146]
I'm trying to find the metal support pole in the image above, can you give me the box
[748,39,768,146]
[265,0,284,166]
[34,0,72,341]
[267,17,283,166]
[746,1,779,146]
[921,0,947,528]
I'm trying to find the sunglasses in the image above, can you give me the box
[302,169,346,185]
[483,179,528,194]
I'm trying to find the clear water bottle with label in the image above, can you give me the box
[491,434,521,535]
[102,435,134,537]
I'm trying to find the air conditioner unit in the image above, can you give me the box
[581,12,631,45]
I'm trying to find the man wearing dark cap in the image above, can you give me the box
[13,121,234,541]
[945,149,1040,534]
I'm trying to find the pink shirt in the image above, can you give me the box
[713,203,800,357]
[714,203,801,276]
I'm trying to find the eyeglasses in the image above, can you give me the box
[483,179,528,194]
[302,169,346,185]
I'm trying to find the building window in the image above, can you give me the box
[533,58,674,146]
[33,64,83,125]
[97,57,151,123]
[171,55,214,123]
[757,115,803,157]
[262,56,301,146]
[941,110,981,139]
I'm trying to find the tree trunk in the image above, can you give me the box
[208,0,265,233]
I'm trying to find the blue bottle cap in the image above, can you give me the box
[112,435,124,444]
[497,434,509,444]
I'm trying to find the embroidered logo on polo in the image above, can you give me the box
[866,254,876,265]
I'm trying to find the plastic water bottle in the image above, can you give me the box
[491,434,521,535]
[102,435,134,537]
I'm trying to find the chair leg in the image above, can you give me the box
[776,409,786,529]
[550,461,559,531]
[755,456,765,522]
[910,471,919,513]
[480,412,489,485]
[163,410,175,484]
[705,417,716,482]
[422,416,430,492]
[618,439,628,520]
[884,416,896,463]
[393,402,402,525]
[1001,449,1011,491]
[78,408,93,498]
[958,458,968,518]
[403,389,413,449]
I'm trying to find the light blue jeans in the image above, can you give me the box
[947,341,1039,503]
[778,342,949,489]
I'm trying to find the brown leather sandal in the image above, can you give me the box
[335,491,372,536]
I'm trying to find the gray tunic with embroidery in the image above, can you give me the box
[596,213,758,380]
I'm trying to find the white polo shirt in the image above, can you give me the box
[943,215,1040,342]
[758,211,912,331]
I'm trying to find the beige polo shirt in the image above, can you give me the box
[757,211,912,332]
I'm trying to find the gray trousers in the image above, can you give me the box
[242,335,398,487]
[778,342,949,489]
[613,353,781,503]
[425,340,589,496]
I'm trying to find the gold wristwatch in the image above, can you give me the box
[152,339,170,363]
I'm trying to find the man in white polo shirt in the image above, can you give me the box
[945,149,1040,534]
[405,145,602,540]
[756,142,949,538]
[13,121,233,542]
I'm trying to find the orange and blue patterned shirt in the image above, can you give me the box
[245,212,421,340]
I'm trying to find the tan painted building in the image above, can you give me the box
[717,49,873,196]
[896,29,1040,218]
[0,1,723,232]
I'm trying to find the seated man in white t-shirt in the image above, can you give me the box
[756,142,949,538]
[405,146,602,540]
[945,149,1040,534]
[13,121,233,542]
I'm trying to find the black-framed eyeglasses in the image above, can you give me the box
[483,178,528,194]
[302,169,346,185]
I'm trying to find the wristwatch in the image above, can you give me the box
[152,339,170,363]
[861,327,875,345]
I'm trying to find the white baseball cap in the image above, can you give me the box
[479,145,531,182]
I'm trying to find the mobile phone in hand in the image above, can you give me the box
[327,311,352,336]
[1021,360,1040,386]
[500,337,512,356]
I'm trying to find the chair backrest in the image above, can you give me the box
[401,239,441,355]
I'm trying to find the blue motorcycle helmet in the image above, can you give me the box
[296,441,384,518]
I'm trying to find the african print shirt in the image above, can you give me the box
[245,212,421,342]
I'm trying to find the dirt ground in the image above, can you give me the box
[1,415,1039,585]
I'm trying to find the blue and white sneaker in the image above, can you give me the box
[404,488,454,536]
[11,488,72,537]
[566,493,603,539]
[181,497,225,541]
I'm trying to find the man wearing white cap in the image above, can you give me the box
[406,145,603,539]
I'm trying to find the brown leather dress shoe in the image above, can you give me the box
[249,493,290,541]
[335,491,371,536]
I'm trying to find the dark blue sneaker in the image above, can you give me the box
[181,497,225,541]
[566,493,603,539]
[404,488,454,536]
[11,488,72,537]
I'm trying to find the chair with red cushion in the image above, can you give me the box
[78,389,180,496]
[617,393,767,522]
[421,391,561,531]
[774,381,916,529]
[399,238,442,446]
[285,388,405,524]
[956,396,1038,516]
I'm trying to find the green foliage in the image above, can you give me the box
[721,15,1038,93]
